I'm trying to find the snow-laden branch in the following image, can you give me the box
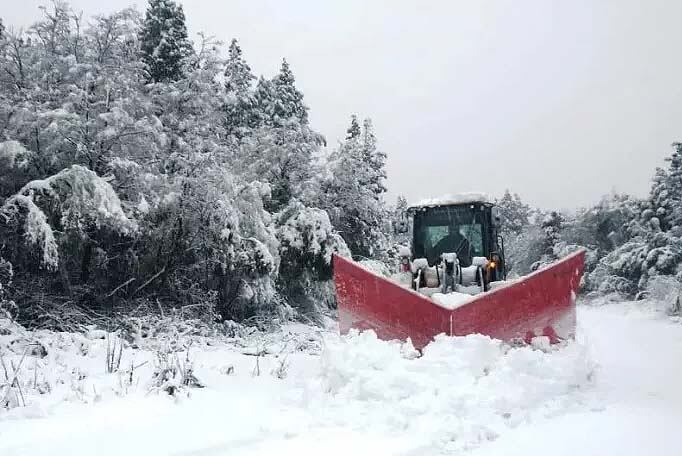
[1,165,136,269]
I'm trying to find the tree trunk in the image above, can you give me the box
[59,257,71,297]
[80,241,93,283]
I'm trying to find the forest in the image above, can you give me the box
[1,0,681,334]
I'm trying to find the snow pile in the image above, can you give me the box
[472,256,489,267]
[1,317,598,455]
[310,330,597,453]
[432,291,474,309]
[489,279,517,291]
[357,259,390,276]
[3,305,681,455]
[409,191,491,209]
[442,252,458,263]
[411,257,429,272]
[397,245,411,257]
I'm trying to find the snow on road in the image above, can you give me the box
[471,303,682,456]
[1,303,681,455]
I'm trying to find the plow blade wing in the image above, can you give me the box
[334,249,585,349]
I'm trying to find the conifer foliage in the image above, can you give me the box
[496,190,530,235]
[222,38,257,137]
[139,0,192,83]
[322,116,389,259]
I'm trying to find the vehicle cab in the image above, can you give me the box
[403,192,506,289]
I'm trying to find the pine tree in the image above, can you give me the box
[665,142,682,231]
[346,115,361,139]
[643,143,682,233]
[541,211,563,258]
[252,75,277,127]
[496,189,530,235]
[223,38,257,137]
[224,38,254,94]
[269,58,308,125]
[360,118,387,197]
[396,195,408,213]
[139,0,192,83]
[392,194,410,243]
[323,116,388,258]
[644,167,670,231]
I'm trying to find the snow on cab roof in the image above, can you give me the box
[408,192,492,210]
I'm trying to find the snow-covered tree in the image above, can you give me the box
[224,38,254,95]
[586,144,682,297]
[393,194,409,231]
[256,59,308,127]
[0,2,370,327]
[240,122,324,211]
[2,165,135,253]
[396,195,408,213]
[346,114,360,140]
[661,143,682,231]
[0,165,136,301]
[360,118,387,196]
[643,167,672,232]
[526,211,563,271]
[0,256,15,318]
[222,39,258,138]
[139,0,191,83]
[138,166,280,320]
[386,194,411,260]
[496,190,530,235]
[541,211,562,257]
[563,194,640,254]
[228,61,324,211]
[505,224,545,276]
[0,5,153,181]
[322,116,389,259]
[0,141,32,198]
[276,202,350,313]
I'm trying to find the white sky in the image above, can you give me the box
[3,0,681,210]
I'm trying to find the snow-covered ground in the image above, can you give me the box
[1,302,680,456]
[471,303,682,456]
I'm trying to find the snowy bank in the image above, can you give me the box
[0,319,597,455]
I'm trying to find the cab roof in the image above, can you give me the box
[408,192,492,211]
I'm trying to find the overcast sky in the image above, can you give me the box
[3,0,681,209]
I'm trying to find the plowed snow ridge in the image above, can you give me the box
[0,303,680,455]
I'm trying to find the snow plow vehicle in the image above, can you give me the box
[333,193,585,349]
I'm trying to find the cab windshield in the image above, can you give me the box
[412,204,486,266]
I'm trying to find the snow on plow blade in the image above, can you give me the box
[334,249,585,349]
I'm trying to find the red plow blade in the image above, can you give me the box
[334,250,585,349]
